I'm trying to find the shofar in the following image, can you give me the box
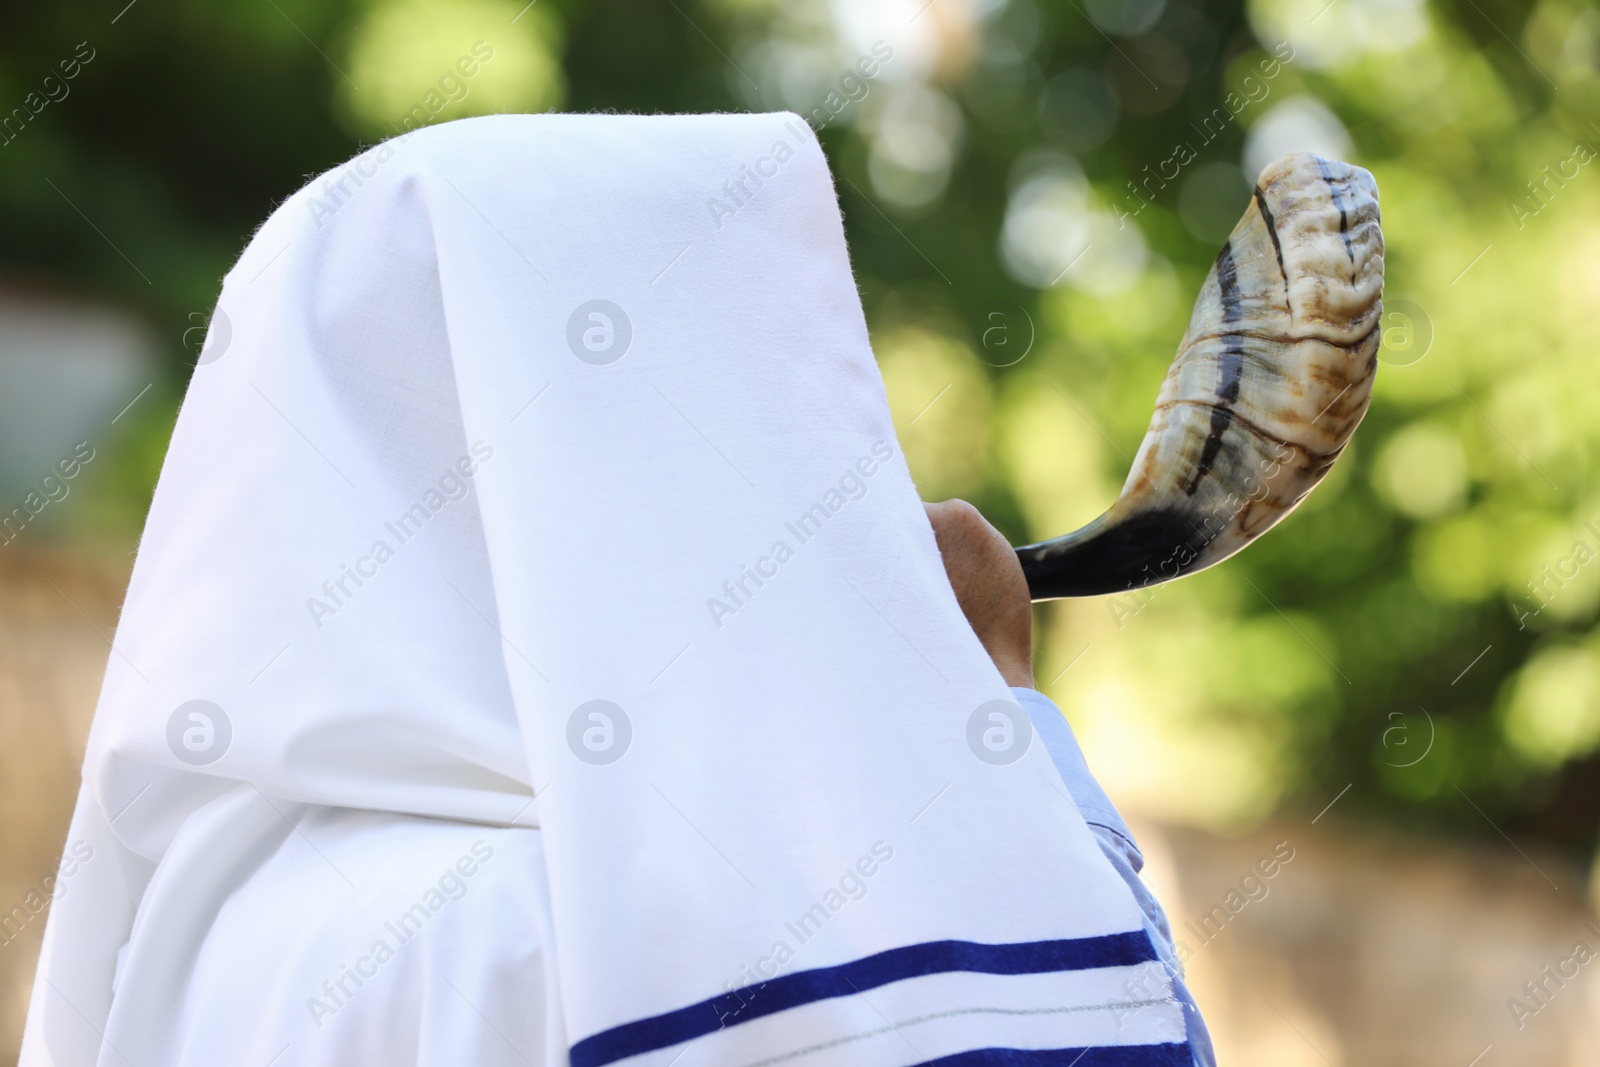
[1019,152,1384,600]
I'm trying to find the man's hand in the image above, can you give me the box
[923,499,1033,688]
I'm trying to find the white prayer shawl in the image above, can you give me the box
[22,113,1190,1067]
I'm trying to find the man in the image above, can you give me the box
[24,113,1207,1067]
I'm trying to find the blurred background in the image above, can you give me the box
[3,0,1599,1062]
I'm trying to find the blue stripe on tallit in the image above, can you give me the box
[568,932,1160,1067]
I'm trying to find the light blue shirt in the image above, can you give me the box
[1012,687,1217,1067]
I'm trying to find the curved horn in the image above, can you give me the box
[1019,152,1384,600]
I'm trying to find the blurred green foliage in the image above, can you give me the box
[3,0,1599,862]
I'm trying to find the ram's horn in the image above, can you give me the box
[1018,152,1384,600]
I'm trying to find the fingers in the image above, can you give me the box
[925,500,1009,571]
[923,499,1034,688]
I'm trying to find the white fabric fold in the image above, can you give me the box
[23,112,1183,1067]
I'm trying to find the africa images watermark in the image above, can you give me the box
[1,41,96,148]
[307,40,497,228]
[1511,514,1600,631]
[1509,130,1599,230]
[979,307,1036,368]
[797,40,895,133]
[0,841,94,951]
[306,441,494,629]
[1,441,97,547]
[706,41,895,231]
[167,699,232,766]
[1111,965,1185,1033]
[705,439,896,629]
[1105,438,1297,629]
[714,841,896,1026]
[967,698,1033,765]
[1173,840,1296,965]
[306,840,496,1029]
[566,700,632,766]
[1114,40,1297,228]
[707,117,813,229]
[1506,926,1600,1031]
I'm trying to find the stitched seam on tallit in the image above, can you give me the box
[733,996,1185,1067]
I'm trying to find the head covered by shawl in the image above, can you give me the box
[24,113,1187,1066]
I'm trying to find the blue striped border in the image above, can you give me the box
[569,931,1158,1067]
[917,1044,1192,1066]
